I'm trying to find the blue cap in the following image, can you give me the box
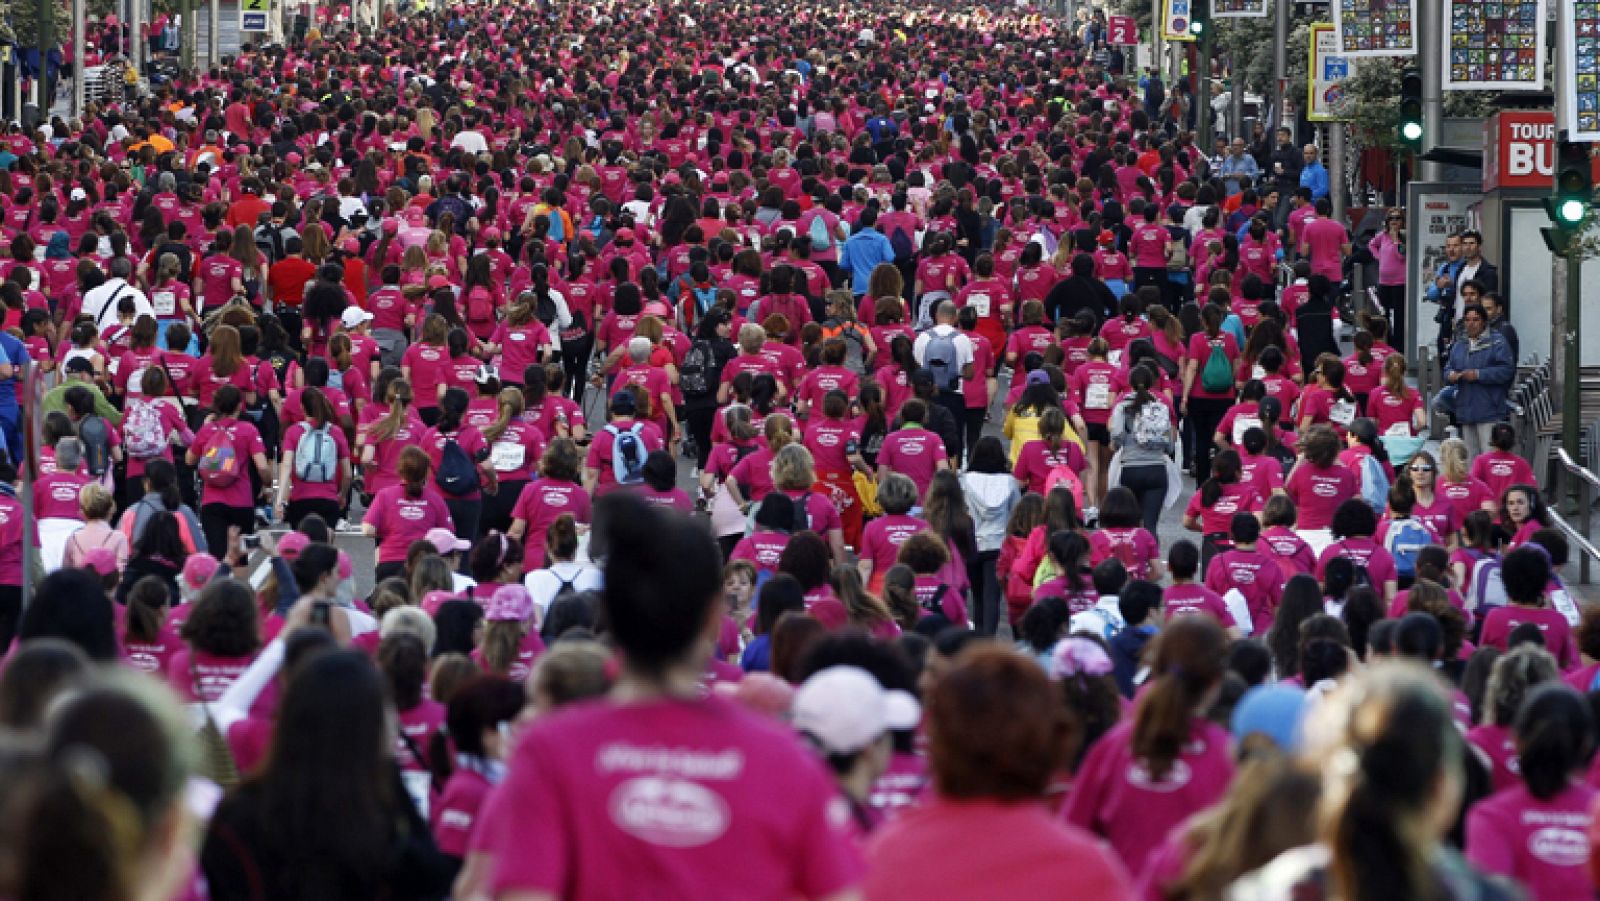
[1230,684,1307,752]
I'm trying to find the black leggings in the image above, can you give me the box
[200,503,257,563]
[0,585,20,655]
[562,334,594,409]
[686,404,718,469]
[1186,396,1233,484]
[481,480,527,536]
[445,497,483,561]
[1118,463,1169,536]
[1377,283,1407,353]
[285,498,343,531]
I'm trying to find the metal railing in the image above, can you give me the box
[1555,447,1600,584]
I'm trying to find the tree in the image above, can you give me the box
[1,0,72,49]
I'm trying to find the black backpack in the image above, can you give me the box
[791,490,811,533]
[79,415,113,477]
[680,339,715,399]
[435,435,482,497]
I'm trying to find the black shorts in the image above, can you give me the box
[1086,422,1111,444]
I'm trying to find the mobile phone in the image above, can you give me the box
[241,534,261,551]
[311,601,332,627]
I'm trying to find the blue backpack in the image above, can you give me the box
[1382,517,1433,581]
[1357,454,1390,512]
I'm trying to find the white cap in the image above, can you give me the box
[792,667,920,756]
[340,306,374,329]
[70,187,87,201]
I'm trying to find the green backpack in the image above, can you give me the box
[1200,339,1233,394]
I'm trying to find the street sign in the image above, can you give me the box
[1308,23,1354,121]
[1444,0,1544,91]
[1162,0,1197,41]
[1107,15,1137,45]
[240,0,270,32]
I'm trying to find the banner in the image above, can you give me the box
[1308,23,1354,121]
[240,0,270,32]
[1333,0,1417,57]
[1162,0,1197,42]
[1444,0,1544,90]
[1106,15,1138,45]
[1562,0,1600,140]
[1215,0,1269,18]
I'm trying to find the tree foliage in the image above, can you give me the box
[2,0,75,49]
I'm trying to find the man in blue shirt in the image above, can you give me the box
[1217,138,1259,196]
[840,208,896,297]
[0,330,27,460]
[1299,144,1330,201]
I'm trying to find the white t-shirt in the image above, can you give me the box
[451,130,490,155]
[524,562,604,615]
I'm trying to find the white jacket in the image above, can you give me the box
[961,472,1018,553]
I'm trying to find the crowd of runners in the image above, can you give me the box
[0,0,1589,898]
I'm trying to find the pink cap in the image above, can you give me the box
[276,531,310,560]
[421,589,460,617]
[720,672,795,718]
[182,554,220,589]
[341,237,360,254]
[382,217,400,234]
[482,226,502,241]
[425,527,471,554]
[485,584,533,622]
[427,275,452,290]
[614,227,635,242]
[82,547,119,576]
[286,152,303,165]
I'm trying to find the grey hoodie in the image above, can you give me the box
[962,472,1019,553]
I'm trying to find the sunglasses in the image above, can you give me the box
[1410,464,1435,472]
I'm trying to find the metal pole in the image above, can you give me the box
[37,0,55,111]
[1329,123,1347,223]
[1418,0,1443,181]
[72,0,86,118]
[1230,54,1243,140]
[1553,29,1581,494]
[1271,0,1287,137]
[1196,36,1212,146]
[208,0,219,66]
[131,0,143,77]
[182,0,195,70]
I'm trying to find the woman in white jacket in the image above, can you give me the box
[961,436,1020,637]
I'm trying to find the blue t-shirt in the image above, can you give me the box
[0,332,27,408]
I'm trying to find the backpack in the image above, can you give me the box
[552,567,580,602]
[79,415,113,477]
[690,284,717,316]
[680,339,716,399]
[197,428,242,488]
[807,213,834,253]
[1466,551,1509,612]
[124,399,168,460]
[1127,400,1172,452]
[1200,339,1233,393]
[790,491,812,533]
[1044,465,1085,510]
[1357,454,1390,512]
[293,424,339,483]
[434,434,482,497]
[1382,518,1432,581]
[922,328,962,391]
[606,422,647,485]
[889,222,915,263]
[535,204,566,242]
[465,286,496,324]
[822,320,869,377]
[1150,349,1182,380]
[326,366,346,393]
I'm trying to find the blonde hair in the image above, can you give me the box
[79,482,116,521]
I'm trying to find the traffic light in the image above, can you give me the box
[1542,136,1592,252]
[1190,0,1209,37]
[1398,69,1423,150]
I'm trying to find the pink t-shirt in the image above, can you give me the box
[419,425,491,502]
[511,478,592,553]
[1301,216,1348,280]
[878,428,946,498]
[362,484,455,563]
[730,530,791,573]
[484,696,863,899]
[585,420,666,496]
[1480,606,1577,669]
[804,418,861,475]
[431,767,494,858]
[34,470,91,520]
[1184,481,1264,536]
[859,514,930,576]
[1472,451,1537,505]
[1088,527,1161,581]
[1185,332,1240,400]
[0,494,34,585]
[1466,783,1597,901]
[1316,537,1400,591]
[402,342,449,409]
[1260,525,1317,578]
[1063,718,1235,875]
[1013,440,1086,497]
[1466,723,1521,794]
[1204,548,1286,630]
[1439,477,1497,524]
[167,648,254,702]
[282,421,350,503]
[1162,583,1236,627]
[492,320,554,384]
[1284,462,1359,530]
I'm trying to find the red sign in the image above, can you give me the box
[1107,15,1137,45]
[1483,110,1557,191]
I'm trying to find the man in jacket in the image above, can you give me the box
[1442,304,1515,457]
[839,208,896,298]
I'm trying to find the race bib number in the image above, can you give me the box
[1085,382,1111,410]
[490,441,526,472]
[1252,364,1267,381]
[967,292,990,317]
[400,770,431,819]
[1231,415,1261,446]
[1107,349,1123,367]
[152,291,177,316]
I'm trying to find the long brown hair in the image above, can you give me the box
[1132,616,1227,780]
[370,379,414,443]
[483,387,525,444]
[208,324,243,376]
[301,386,337,429]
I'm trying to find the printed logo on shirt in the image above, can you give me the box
[1529,824,1589,867]
[1311,475,1341,497]
[1126,758,1193,793]
[398,502,427,522]
[608,777,731,848]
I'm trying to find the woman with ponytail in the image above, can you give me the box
[481,492,862,899]
[480,387,544,534]
[274,386,352,529]
[1466,683,1597,900]
[363,445,454,581]
[487,295,555,386]
[1065,615,1234,875]
[361,377,428,498]
[421,387,497,547]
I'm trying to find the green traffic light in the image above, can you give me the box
[1190,22,1204,35]
[1400,121,1423,142]
[1558,198,1587,225]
